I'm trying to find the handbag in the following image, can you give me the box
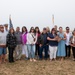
[31,34,36,42]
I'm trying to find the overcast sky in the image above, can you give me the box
[0,0,75,31]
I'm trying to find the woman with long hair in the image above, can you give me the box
[46,27,50,33]
[6,28,17,63]
[21,26,28,59]
[35,27,41,57]
[47,28,58,61]
[27,27,37,62]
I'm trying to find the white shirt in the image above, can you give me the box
[65,32,72,46]
[27,33,37,44]
[71,36,75,47]
[0,31,7,45]
[72,36,75,44]
[4,30,8,36]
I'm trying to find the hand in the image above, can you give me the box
[53,38,56,41]
[32,43,34,45]
[47,37,50,40]
[55,36,58,40]
[70,44,74,47]
[73,43,75,46]
[62,38,66,40]
[39,44,42,47]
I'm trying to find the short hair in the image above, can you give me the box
[16,27,20,28]
[66,26,70,30]
[4,24,8,27]
[0,25,4,28]
[59,27,62,29]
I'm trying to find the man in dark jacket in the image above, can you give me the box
[38,28,48,60]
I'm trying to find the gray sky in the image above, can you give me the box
[0,0,75,31]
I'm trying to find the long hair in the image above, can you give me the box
[29,27,36,36]
[22,26,27,33]
[9,28,15,34]
[29,27,35,33]
[35,26,40,34]
[72,30,75,35]
[46,27,50,33]
[51,28,57,35]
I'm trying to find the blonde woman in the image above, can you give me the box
[46,27,50,33]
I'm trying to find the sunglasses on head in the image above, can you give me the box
[66,29,69,30]
[31,29,34,30]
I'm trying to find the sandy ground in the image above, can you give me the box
[0,56,75,75]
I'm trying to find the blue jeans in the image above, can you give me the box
[39,45,48,59]
[27,44,35,59]
[0,47,6,55]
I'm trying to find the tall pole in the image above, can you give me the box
[52,14,54,27]
[9,14,11,20]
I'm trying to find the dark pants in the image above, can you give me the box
[47,45,49,57]
[35,44,39,56]
[65,45,71,57]
[8,47,15,62]
[72,47,75,58]
[39,45,48,59]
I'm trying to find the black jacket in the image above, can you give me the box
[38,33,48,45]
[6,33,17,48]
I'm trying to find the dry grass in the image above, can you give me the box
[0,56,75,75]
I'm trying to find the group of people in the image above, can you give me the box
[0,24,75,64]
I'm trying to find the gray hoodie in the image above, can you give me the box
[15,31,22,45]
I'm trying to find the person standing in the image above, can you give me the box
[27,27,37,62]
[46,27,50,33]
[15,27,22,60]
[21,26,28,60]
[38,28,48,60]
[46,27,50,57]
[35,27,41,57]
[6,28,17,63]
[57,27,66,60]
[54,25,59,32]
[47,28,58,61]
[65,27,72,58]
[4,24,9,34]
[0,26,7,64]
[70,30,75,61]
[4,24,9,61]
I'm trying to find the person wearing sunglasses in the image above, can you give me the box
[65,27,72,58]
[27,27,37,62]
